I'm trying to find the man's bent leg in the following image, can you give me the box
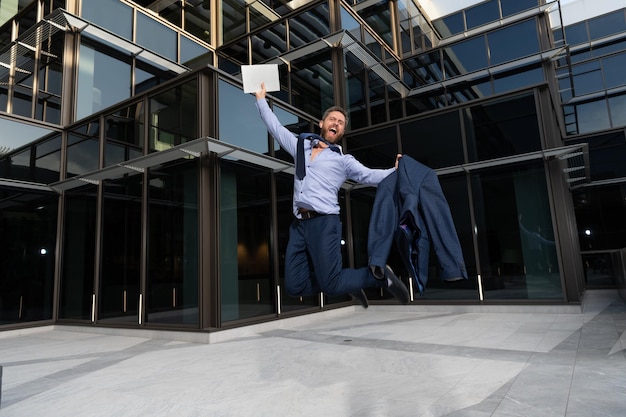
[306,215,383,296]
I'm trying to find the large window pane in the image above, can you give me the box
[609,94,626,128]
[0,190,57,324]
[81,0,132,40]
[136,12,177,61]
[67,121,100,177]
[572,61,603,96]
[488,20,539,66]
[443,36,488,78]
[220,161,275,322]
[588,10,626,41]
[575,99,611,135]
[465,0,499,30]
[400,111,464,169]
[99,175,142,323]
[603,53,626,90]
[501,0,538,18]
[149,80,198,151]
[147,160,198,326]
[289,4,331,48]
[466,93,541,162]
[104,102,144,166]
[291,50,333,120]
[77,43,131,121]
[59,187,98,320]
[574,184,626,250]
[219,80,269,153]
[473,163,562,300]
[184,0,211,43]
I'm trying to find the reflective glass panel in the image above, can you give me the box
[564,21,588,46]
[574,184,626,250]
[180,36,212,68]
[136,12,177,61]
[588,10,626,41]
[251,24,287,64]
[357,0,394,49]
[99,175,142,323]
[572,61,603,96]
[466,93,541,162]
[218,80,269,153]
[472,162,562,300]
[465,0,499,30]
[67,121,100,177]
[488,20,539,66]
[291,49,333,120]
[400,111,464,169]
[146,160,199,326]
[81,0,132,40]
[149,79,198,151]
[289,4,331,48]
[501,0,538,18]
[0,190,57,324]
[568,131,626,181]
[443,36,488,78]
[220,161,275,322]
[35,134,62,184]
[222,0,246,44]
[347,126,398,170]
[185,0,211,43]
[104,102,144,166]
[59,186,98,320]
[493,66,543,94]
[433,12,464,38]
[603,53,626,90]
[575,99,611,135]
[609,94,626,128]
[77,43,131,121]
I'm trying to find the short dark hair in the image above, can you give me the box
[322,106,348,124]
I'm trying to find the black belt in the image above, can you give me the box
[297,208,324,220]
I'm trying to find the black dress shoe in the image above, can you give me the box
[350,289,369,309]
[384,265,410,304]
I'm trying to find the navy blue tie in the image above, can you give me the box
[295,133,341,180]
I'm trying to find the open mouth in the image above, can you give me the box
[329,128,337,135]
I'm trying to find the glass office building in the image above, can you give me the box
[1,0,625,332]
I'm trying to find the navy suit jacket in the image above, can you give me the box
[368,155,467,294]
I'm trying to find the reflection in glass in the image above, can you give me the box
[136,12,177,61]
[99,175,142,323]
[289,4,331,48]
[400,111,463,169]
[574,99,611,135]
[220,161,275,322]
[219,79,269,153]
[574,184,626,250]
[0,191,57,324]
[146,160,198,325]
[443,36,488,77]
[104,102,144,166]
[488,20,539,66]
[492,66,543,94]
[67,121,100,177]
[185,0,211,43]
[81,0,132,40]
[59,186,98,320]
[149,79,198,151]
[77,43,131,120]
[465,0,499,30]
[291,49,333,119]
[465,93,541,162]
[473,163,562,300]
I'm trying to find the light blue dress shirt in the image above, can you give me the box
[256,99,394,218]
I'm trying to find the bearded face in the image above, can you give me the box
[319,111,346,144]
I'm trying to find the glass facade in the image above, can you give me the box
[1,0,625,332]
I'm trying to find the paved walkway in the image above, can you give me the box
[1,290,625,416]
